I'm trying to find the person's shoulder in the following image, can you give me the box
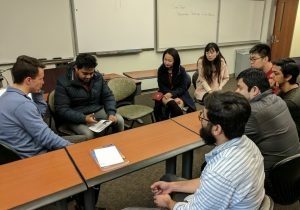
[197,57,204,64]
[157,64,164,71]
[220,58,227,66]
[157,64,166,75]
[179,65,186,75]
[251,93,289,118]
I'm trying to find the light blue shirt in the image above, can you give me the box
[0,86,70,158]
[174,135,265,210]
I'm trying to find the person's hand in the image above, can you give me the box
[164,93,172,99]
[269,78,276,88]
[174,98,184,109]
[151,181,172,195]
[153,194,176,209]
[108,115,118,124]
[85,113,98,124]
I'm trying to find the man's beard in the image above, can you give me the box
[200,123,216,145]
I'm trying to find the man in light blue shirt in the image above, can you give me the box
[0,55,71,158]
[150,91,265,209]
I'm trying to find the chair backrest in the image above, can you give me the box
[185,72,191,90]
[47,90,63,129]
[259,195,274,210]
[48,90,56,113]
[107,77,137,102]
[0,141,21,165]
[269,153,300,205]
[192,71,198,89]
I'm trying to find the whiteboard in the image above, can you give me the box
[0,0,74,65]
[156,0,219,51]
[218,0,265,44]
[72,0,155,53]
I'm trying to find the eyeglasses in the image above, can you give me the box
[198,110,209,122]
[249,56,264,62]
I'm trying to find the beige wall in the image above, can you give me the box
[1,0,276,90]
[290,2,300,57]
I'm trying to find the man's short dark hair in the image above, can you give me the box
[237,68,270,92]
[204,91,251,139]
[273,58,299,84]
[249,43,271,61]
[11,55,45,84]
[75,53,97,69]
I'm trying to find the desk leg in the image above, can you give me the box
[166,157,177,174]
[84,186,99,210]
[182,150,193,179]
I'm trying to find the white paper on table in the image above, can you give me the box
[93,145,125,168]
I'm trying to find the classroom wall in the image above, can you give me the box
[93,0,274,90]
[290,3,300,57]
[1,0,299,90]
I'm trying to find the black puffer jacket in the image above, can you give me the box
[54,63,116,124]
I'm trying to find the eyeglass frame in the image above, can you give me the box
[249,56,265,62]
[198,109,210,122]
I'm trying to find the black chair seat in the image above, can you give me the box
[269,153,300,205]
[0,141,21,165]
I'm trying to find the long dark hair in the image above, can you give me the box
[198,43,225,84]
[162,48,181,74]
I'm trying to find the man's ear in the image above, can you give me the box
[212,124,222,136]
[251,86,261,96]
[24,77,31,86]
[285,74,292,82]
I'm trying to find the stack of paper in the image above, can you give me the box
[91,144,128,170]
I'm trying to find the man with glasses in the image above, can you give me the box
[249,43,279,94]
[236,68,300,197]
[54,53,124,140]
[135,91,265,209]
[271,58,300,136]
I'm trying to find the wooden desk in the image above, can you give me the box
[0,149,86,210]
[103,73,124,80]
[66,119,202,186]
[171,111,203,178]
[66,119,203,210]
[123,63,197,80]
[171,111,201,135]
[123,69,157,80]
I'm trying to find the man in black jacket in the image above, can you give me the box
[54,53,124,140]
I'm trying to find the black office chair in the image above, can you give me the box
[269,153,300,205]
[0,141,21,165]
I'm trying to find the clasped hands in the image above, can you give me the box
[150,181,176,209]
